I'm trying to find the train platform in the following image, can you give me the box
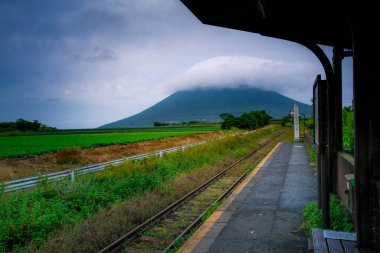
[179,142,317,253]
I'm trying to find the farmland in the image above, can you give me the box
[0,125,289,252]
[0,127,218,159]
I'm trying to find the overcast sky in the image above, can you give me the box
[0,0,353,129]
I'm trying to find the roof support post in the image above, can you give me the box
[314,75,328,227]
[332,46,343,154]
[299,43,333,229]
[351,19,379,249]
[331,45,344,194]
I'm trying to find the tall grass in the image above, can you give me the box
[0,126,283,252]
[342,107,354,154]
[304,107,354,154]
[304,139,317,171]
[300,194,354,237]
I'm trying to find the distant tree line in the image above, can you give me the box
[153,122,170,127]
[153,121,216,127]
[220,110,272,130]
[0,119,56,132]
[280,115,292,126]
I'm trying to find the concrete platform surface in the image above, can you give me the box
[179,142,317,253]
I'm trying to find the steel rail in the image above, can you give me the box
[165,131,289,251]
[98,144,263,253]
[99,130,287,253]
[163,142,279,252]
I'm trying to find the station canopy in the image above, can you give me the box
[181,0,353,49]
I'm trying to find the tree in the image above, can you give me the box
[16,119,29,131]
[153,122,169,127]
[220,110,271,130]
[16,119,41,131]
[30,120,41,131]
[280,115,291,126]
[220,113,236,130]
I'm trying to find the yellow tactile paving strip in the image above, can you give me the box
[178,142,281,253]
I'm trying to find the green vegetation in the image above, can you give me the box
[0,119,56,133]
[0,128,216,159]
[304,106,354,154]
[300,194,354,237]
[0,125,284,252]
[220,110,271,130]
[168,201,223,253]
[304,138,317,170]
[305,117,313,130]
[302,121,353,236]
[153,121,220,127]
[15,119,43,131]
[154,121,174,127]
[343,106,354,154]
[305,117,314,137]
[280,115,291,126]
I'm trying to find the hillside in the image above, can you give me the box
[100,87,312,128]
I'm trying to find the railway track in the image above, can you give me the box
[99,130,289,253]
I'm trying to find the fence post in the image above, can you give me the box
[71,170,75,182]
[159,151,163,158]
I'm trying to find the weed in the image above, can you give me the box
[0,125,286,252]
[300,194,354,237]
[304,139,317,171]
[0,183,4,197]
[55,148,82,165]
[342,107,354,154]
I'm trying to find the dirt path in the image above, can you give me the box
[0,132,222,181]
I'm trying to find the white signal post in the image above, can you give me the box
[293,103,300,142]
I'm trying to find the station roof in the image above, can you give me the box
[181,0,352,49]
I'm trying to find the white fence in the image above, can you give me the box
[1,129,258,193]
[2,142,204,193]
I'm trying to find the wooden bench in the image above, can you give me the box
[312,229,374,253]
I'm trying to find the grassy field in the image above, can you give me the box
[0,125,288,252]
[0,127,218,159]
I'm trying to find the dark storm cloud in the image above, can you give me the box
[0,0,351,128]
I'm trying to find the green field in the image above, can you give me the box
[0,125,284,252]
[0,127,218,159]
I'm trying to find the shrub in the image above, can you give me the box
[300,194,354,237]
[342,106,354,154]
[281,115,291,126]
